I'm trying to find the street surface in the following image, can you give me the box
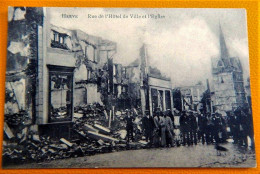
[6,142,256,168]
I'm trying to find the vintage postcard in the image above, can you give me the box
[2,7,256,168]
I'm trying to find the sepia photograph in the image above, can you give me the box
[2,7,256,168]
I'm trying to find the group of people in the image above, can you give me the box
[227,108,254,147]
[124,108,175,147]
[182,111,227,146]
[124,107,254,148]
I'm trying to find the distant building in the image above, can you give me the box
[211,24,246,112]
[177,82,206,111]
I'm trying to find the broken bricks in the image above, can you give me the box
[86,131,119,143]
[4,122,14,139]
[97,139,104,146]
[83,124,98,133]
[60,138,73,147]
[93,124,111,135]
[32,134,41,143]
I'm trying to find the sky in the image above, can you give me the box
[49,8,249,87]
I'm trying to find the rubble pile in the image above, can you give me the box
[3,104,147,166]
[4,110,30,126]
[3,135,86,165]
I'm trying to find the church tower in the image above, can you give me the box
[211,24,247,112]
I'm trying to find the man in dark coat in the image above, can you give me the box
[198,113,208,144]
[189,111,198,145]
[243,107,254,148]
[142,110,155,143]
[205,113,214,144]
[125,110,134,143]
[153,111,161,147]
[180,111,189,145]
[236,108,248,146]
[212,113,223,144]
[167,109,175,129]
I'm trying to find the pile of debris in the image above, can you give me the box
[3,104,148,166]
[73,104,144,143]
[4,110,30,126]
[3,123,115,165]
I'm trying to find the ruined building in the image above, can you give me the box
[112,63,130,110]
[176,81,206,111]
[5,8,116,134]
[211,24,247,112]
[127,44,173,116]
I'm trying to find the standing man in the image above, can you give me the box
[244,107,254,148]
[142,110,155,144]
[237,109,248,146]
[228,111,236,142]
[167,109,175,129]
[159,111,167,147]
[198,113,207,144]
[125,109,134,143]
[180,111,189,146]
[233,108,241,144]
[165,111,175,147]
[153,111,161,147]
[190,111,198,145]
[212,113,222,144]
[206,113,214,144]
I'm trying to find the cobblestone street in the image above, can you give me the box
[6,142,256,168]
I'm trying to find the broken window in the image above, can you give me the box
[48,65,74,123]
[87,69,91,80]
[122,67,127,79]
[158,90,164,111]
[51,30,69,50]
[151,88,158,112]
[113,64,117,76]
[165,90,171,110]
[85,45,95,62]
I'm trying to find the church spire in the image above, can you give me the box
[219,23,229,59]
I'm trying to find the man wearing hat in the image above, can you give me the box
[167,109,175,129]
[212,113,222,144]
[142,110,155,144]
[180,110,189,145]
[153,110,161,147]
[125,109,134,143]
[164,111,175,147]
[159,111,167,147]
[198,112,208,144]
[189,111,198,145]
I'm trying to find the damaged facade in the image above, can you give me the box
[211,25,247,112]
[176,82,206,111]
[127,44,174,116]
[37,20,116,124]
[5,7,44,125]
[112,64,130,110]
[5,8,117,134]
